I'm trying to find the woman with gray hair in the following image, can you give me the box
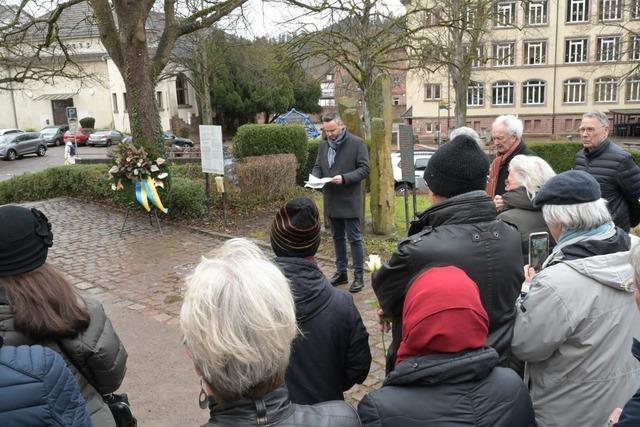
[495,154,556,264]
[180,238,360,427]
[512,171,640,427]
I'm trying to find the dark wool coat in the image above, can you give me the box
[615,339,640,427]
[204,385,361,427]
[494,141,536,197]
[498,186,553,265]
[373,191,524,372]
[357,347,536,427]
[575,138,640,231]
[0,290,127,427]
[276,257,371,405]
[312,131,369,218]
[0,343,91,426]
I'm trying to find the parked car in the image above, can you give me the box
[63,128,93,146]
[87,130,124,147]
[122,131,194,148]
[0,132,47,160]
[391,150,434,193]
[40,125,69,146]
[0,128,24,136]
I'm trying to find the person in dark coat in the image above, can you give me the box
[575,110,640,232]
[270,197,371,404]
[359,266,536,427]
[0,339,91,427]
[181,238,361,427]
[610,242,640,426]
[487,114,536,198]
[0,205,128,427]
[495,154,556,265]
[312,112,370,293]
[372,135,524,373]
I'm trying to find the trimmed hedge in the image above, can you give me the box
[528,142,583,173]
[79,117,95,129]
[300,138,321,184]
[233,124,308,182]
[235,153,297,203]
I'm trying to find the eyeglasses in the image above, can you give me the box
[578,126,606,134]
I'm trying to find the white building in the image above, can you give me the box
[0,2,198,132]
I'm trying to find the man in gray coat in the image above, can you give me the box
[312,113,369,293]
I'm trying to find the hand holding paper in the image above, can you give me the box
[304,174,332,189]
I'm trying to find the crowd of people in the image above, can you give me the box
[2,110,640,427]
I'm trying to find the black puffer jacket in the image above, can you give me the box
[204,385,361,426]
[0,289,127,427]
[498,186,553,265]
[575,138,640,231]
[494,142,536,196]
[357,347,536,427]
[373,191,524,372]
[276,257,371,405]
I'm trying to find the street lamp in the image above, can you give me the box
[437,100,449,146]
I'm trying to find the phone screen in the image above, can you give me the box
[529,232,550,271]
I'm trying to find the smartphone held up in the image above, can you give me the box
[528,232,550,272]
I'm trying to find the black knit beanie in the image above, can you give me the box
[424,135,491,198]
[271,197,321,258]
[0,206,53,277]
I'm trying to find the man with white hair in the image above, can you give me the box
[487,115,536,197]
[575,110,640,232]
[512,170,640,427]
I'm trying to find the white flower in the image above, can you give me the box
[157,172,168,180]
[108,165,119,175]
[366,254,382,273]
[150,164,159,172]
[111,183,117,191]
[156,157,166,165]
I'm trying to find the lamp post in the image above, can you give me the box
[437,100,449,146]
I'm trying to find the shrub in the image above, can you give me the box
[79,117,96,129]
[233,124,308,182]
[178,127,190,138]
[300,137,321,184]
[234,154,297,203]
[528,142,583,173]
[168,177,206,219]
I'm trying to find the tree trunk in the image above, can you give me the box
[366,75,395,235]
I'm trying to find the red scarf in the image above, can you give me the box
[486,141,521,197]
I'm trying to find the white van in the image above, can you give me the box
[391,150,434,193]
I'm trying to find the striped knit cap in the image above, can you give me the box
[270,197,321,258]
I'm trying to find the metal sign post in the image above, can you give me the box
[66,107,78,157]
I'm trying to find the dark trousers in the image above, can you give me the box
[328,217,364,277]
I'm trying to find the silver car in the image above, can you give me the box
[87,130,124,147]
[0,132,47,160]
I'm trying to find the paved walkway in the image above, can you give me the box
[25,198,386,426]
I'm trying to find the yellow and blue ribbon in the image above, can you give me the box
[135,177,168,214]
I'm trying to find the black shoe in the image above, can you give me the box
[330,271,348,286]
[349,276,364,293]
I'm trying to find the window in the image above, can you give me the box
[522,80,546,105]
[633,0,640,19]
[392,74,401,87]
[123,92,128,112]
[525,1,548,25]
[393,96,400,105]
[321,82,335,98]
[111,93,118,113]
[495,2,516,26]
[424,83,441,100]
[565,38,588,63]
[567,0,589,22]
[597,36,620,61]
[632,36,640,60]
[325,73,334,81]
[525,41,547,65]
[594,77,618,102]
[627,75,640,101]
[492,81,515,105]
[464,45,485,68]
[467,81,484,106]
[156,91,163,110]
[176,74,189,106]
[319,99,335,106]
[563,78,587,103]
[599,0,621,20]
[494,42,515,66]
[465,7,477,26]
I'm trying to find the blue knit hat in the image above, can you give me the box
[532,170,601,208]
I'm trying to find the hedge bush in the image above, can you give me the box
[79,117,95,129]
[234,154,297,203]
[527,142,583,173]
[233,124,308,182]
[300,137,321,184]
[168,177,206,219]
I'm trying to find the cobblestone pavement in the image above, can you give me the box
[27,198,387,410]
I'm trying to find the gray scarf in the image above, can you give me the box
[327,128,347,168]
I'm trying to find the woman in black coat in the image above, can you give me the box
[358,266,535,427]
[495,154,556,265]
